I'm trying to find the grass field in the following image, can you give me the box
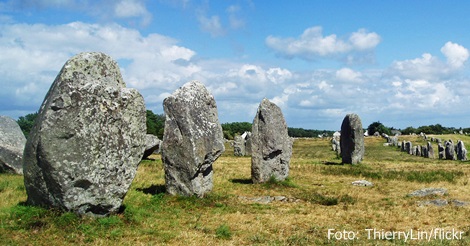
[1,135,470,245]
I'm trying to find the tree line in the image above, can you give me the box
[15,112,470,140]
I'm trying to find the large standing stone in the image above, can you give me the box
[0,116,27,174]
[23,52,146,217]
[143,134,162,159]
[405,141,413,155]
[445,140,455,160]
[456,140,467,161]
[340,113,364,164]
[251,98,292,183]
[161,81,225,197]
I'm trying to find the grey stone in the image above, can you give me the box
[0,116,26,174]
[427,142,434,159]
[143,134,161,159]
[161,81,225,197]
[421,145,428,158]
[450,200,469,207]
[408,188,447,197]
[417,199,448,207]
[340,113,364,164]
[445,140,456,160]
[245,132,252,156]
[351,180,373,187]
[415,145,421,156]
[23,52,146,217]
[233,135,246,156]
[405,141,413,155]
[456,140,467,161]
[401,140,406,152]
[438,143,445,159]
[251,98,292,183]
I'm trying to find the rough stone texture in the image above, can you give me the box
[415,145,421,156]
[245,132,252,156]
[251,98,292,183]
[445,140,455,160]
[23,52,146,217]
[233,135,246,156]
[161,81,225,197]
[427,141,434,159]
[143,134,161,159]
[340,114,364,164]
[351,180,373,187]
[401,140,406,152]
[456,140,467,161]
[421,145,428,158]
[438,143,445,159]
[408,188,447,197]
[0,116,27,174]
[405,141,413,155]
[417,199,448,207]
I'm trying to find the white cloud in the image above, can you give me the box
[441,41,469,69]
[265,26,381,61]
[197,14,225,37]
[0,21,200,115]
[114,0,152,25]
[335,68,363,83]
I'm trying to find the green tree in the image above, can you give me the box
[17,112,38,138]
[367,121,391,136]
[146,110,165,139]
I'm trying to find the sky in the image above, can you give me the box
[1,0,470,130]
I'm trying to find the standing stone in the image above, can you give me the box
[405,141,413,155]
[427,142,434,159]
[0,116,27,174]
[161,81,225,197]
[438,143,445,159]
[245,132,252,156]
[445,140,456,160]
[340,113,364,164]
[143,134,162,159]
[421,145,428,158]
[251,98,292,183]
[456,140,467,161]
[415,146,421,156]
[23,52,146,216]
[401,140,406,152]
[233,135,246,156]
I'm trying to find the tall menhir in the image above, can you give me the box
[340,113,365,164]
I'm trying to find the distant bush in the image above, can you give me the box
[17,112,38,138]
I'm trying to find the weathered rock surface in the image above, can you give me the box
[445,140,455,160]
[143,134,161,159]
[233,135,246,156]
[351,180,373,187]
[251,98,292,183]
[408,188,447,197]
[0,116,26,174]
[161,81,225,197]
[427,141,434,159]
[23,52,146,217]
[244,132,252,156]
[456,140,467,161]
[340,113,364,164]
[438,143,445,159]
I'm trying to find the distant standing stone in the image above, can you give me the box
[143,134,161,159]
[427,141,434,159]
[456,140,467,161]
[23,52,146,216]
[445,140,455,160]
[340,113,364,164]
[438,143,445,159]
[245,132,252,156]
[0,116,27,174]
[405,141,413,155]
[161,81,225,197]
[251,98,292,183]
[233,135,246,156]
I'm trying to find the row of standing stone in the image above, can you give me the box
[17,52,294,217]
[385,134,468,161]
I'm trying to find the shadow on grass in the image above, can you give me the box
[322,161,344,165]
[230,178,253,185]
[136,184,166,195]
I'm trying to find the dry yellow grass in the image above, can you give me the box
[1,136,470,245]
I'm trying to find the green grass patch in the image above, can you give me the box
[262,176,298,189]
[321,165,464,183]
[215,224,232,239]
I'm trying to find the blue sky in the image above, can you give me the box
[1,0,470,130]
